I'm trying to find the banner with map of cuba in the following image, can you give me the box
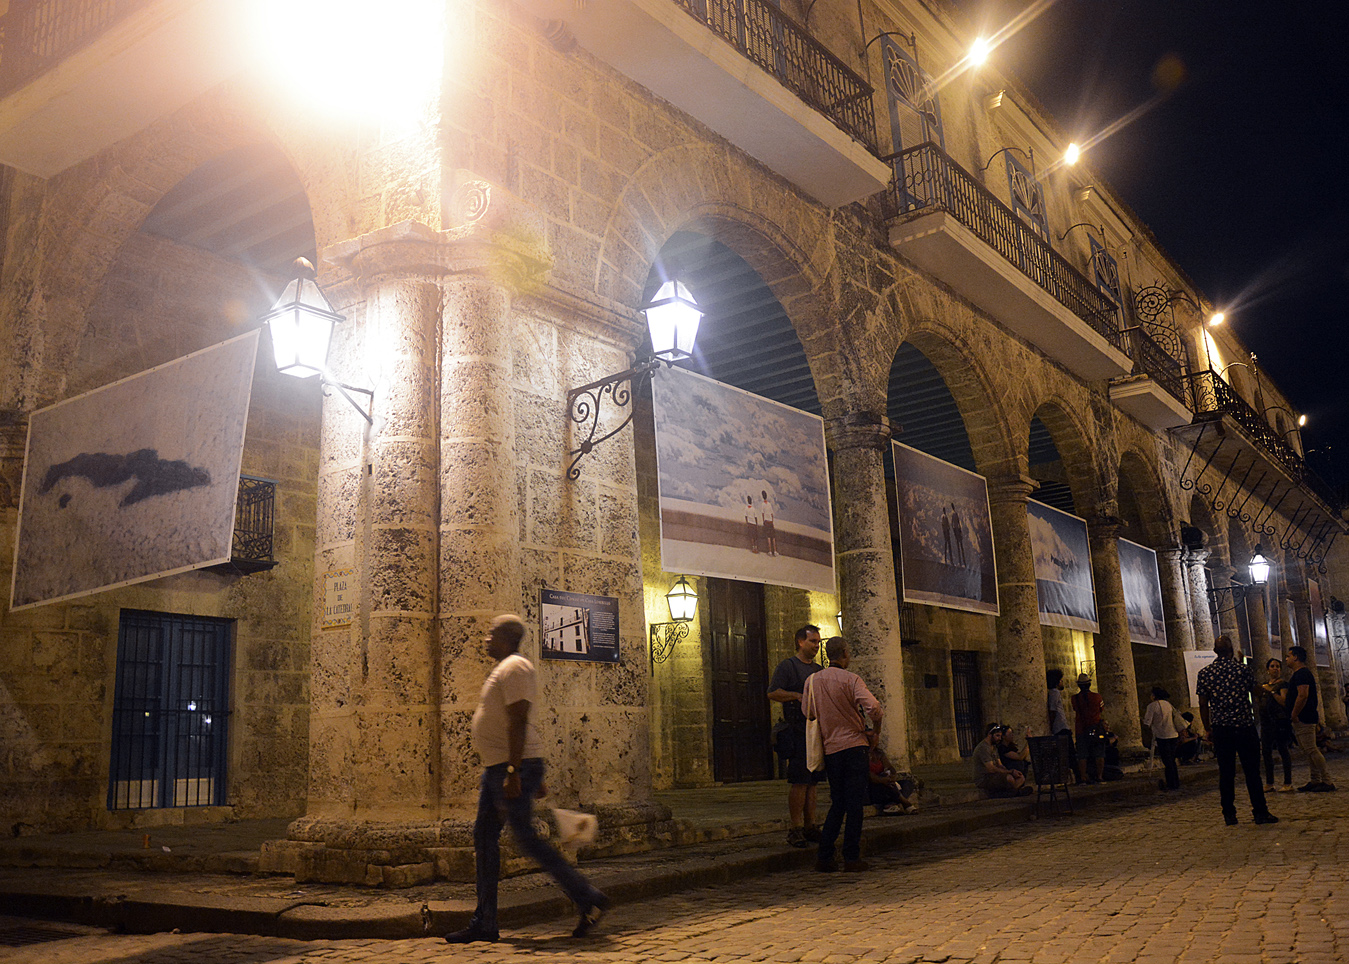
[10,331,260,610]
[651,366,835,594]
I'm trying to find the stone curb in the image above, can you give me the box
[0,767,1218,940]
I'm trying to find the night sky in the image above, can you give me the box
[983,1,1349,497]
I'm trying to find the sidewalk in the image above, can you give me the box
[0,761,1217,940]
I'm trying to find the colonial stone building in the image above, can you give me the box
[1,0,1344,883]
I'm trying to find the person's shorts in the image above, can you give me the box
[780,728,822,784]
[1077,732,1106,760]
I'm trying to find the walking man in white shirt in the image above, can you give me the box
[445,615,609,943]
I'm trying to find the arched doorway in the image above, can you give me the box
[638,229,825,786]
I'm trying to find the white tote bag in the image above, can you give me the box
[805,676,826,772]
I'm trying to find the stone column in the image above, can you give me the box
[826,412,908,767]
[1155,547,1195,700]
[1184,549,1216,654]
[987,474,1049,734]
[1087,517,1142,747]
[307,225,445,824]
[1243,579,1272,667]
[1210,563,1243,644]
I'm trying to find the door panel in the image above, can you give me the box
[708,579,772,782]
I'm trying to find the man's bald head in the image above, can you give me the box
[492,614,526,648]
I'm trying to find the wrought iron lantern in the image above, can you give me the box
[651,576,698,664]
[1247,547,1270,586]
[566,280,704,478]
[262,258,373,423]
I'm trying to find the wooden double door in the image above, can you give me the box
[707,578,773,783]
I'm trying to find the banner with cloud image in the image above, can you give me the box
[651,366,834,594]
[10,331,260,610]
[1117,537,1166,647]
[890,441,998,615]
[1027,499,1098,633]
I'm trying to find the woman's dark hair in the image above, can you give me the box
[1046,668,1064,688]
[1152,686,1169,700]
[1267,657,1282,670]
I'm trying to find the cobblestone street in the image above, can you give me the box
[6,761,1347,964]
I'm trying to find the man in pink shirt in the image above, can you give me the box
[803,636,883,872]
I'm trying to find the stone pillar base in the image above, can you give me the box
[258,802,676,887]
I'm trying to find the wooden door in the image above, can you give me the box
[708,578,772,782]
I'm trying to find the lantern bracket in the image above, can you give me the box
[565,354,681,480]
[322,377,375,424]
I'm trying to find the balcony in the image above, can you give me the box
[204,475,277,574]
[881,143,1132,382]
[0,0,250,176]
[1108,327,1191,431]
[512,0,891,207]
[1176,371,1343,523]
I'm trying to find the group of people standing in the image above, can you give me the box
[768,625,911,873]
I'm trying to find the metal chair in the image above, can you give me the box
[1027,734,1074,818]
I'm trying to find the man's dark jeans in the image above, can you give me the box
[820,744,868,863]
[1211,724,1269,820]
[471,758,601,935]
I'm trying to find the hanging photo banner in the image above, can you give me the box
[1027,499,1098,633]
[1310,579,1331,668]
[1117,538,1166,647]
[890,441,998,615]
[651,366,835,594]
[10,331,260,610]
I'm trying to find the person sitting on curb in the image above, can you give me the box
[997,725,1032,777]
[867,740,918,814]
[973,723,1029,796]
[1176,711,1202,764]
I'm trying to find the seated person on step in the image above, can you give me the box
[998,725,1033,777]
[868,740,918,814]
[973,724,1028,796]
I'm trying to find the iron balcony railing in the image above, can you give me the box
[0,0,152,98]
[673,0,878,153]
[879,142,1125,354]
[1189,370,1304,476]
[203,475,277,574]
[1121,327,1186,405]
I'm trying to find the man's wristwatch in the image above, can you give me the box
[505,764,517,775]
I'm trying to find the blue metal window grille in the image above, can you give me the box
[108,610,233,810]
[882,37,943,154]
[1089,236,1121,306]
[1004,151,1048,240]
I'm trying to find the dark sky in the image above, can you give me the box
[982,1,1349,495]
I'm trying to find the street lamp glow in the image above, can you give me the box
[969,38,991,66]
[1298,414,1307,427]
[1064,143,1081,165]
[1207,312,1226,327]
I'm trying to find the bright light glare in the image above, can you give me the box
[251,0,443,126]
[969,38,992,66]
[1207,312,1226,327]
[1298,414,1307,427]
[1064,143,1081,165]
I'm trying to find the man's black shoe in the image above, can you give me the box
[445,925,498,944]
[1310,782,1337,792]
[802,824,822,842]
[1253,813,1280,825]
[1298,782,1319,792]
[815,858,838,872]
[573,895,610,938]
[1224,814,1238,826]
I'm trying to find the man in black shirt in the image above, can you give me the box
[1196,635,1277,826]
[1287,646,1335,792]
[768,625,823,847]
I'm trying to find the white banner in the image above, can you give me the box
[11,331,260,609]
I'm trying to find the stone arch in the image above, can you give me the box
[1025,397,1099,515]
[1117,447,1175,548]
[596,145,887,415]
[899,319,1018,481]
[3,92,324,410]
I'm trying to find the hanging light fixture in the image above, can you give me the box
[566,280,704,479]
[1248,547,1271,586]
[651,576,699,664]
[261,258,373,422]
[665,575,698,622]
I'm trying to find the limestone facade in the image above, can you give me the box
[0,0,1344,881]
